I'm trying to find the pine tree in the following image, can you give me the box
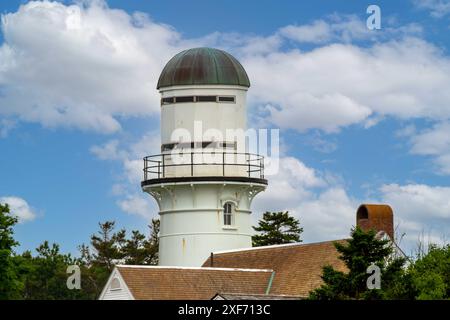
[77,219,160,298]
[252,211,302,247]
[144,218,160,265]
[90,221,125,272]
[118,218,159,265]
[309,226,406,300]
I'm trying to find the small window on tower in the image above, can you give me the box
[175,96,195,103]
[197,95,217,102]
[219,142,236,149]
[161,143,176,152]
[223,202,234,226]
[218,96,235,103]
[161,97,174,105]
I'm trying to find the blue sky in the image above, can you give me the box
[1,0,449,256]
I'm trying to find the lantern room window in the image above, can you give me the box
[160,95,236,105]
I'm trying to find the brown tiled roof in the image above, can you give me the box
[202,240,348,297]
[116,266,273,300]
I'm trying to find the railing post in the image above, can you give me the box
[158,160,161,179]
[261,157,264,179]
[162,155,165,178]
[222,152,225,176]
[143,157,146,180]
[248,153,251,178]
[191,152,194,177]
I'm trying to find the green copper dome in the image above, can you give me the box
[157,47,250,89]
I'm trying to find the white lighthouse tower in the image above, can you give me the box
[142,47,267,267]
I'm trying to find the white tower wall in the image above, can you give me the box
[142,48,267,267]
[144,181,264,266]
[160,85,247,148]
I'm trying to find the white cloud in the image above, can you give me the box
[0,196,37,222]
[91,132,160,181]
[303,132,338,154]
[414,0,450,18]
[0,0,192,133]
[381,183,450,220]
[90,139,124,160]
[118,194,155,219]
[91,131,160,216]
[278,15,372,44]
[255,164,450,253]
[395,124,416,138]
[253,156,356,243]
[248,15,420,47]
[294,187,357,242]
[380,183,450,253]
[2,1,447,252]
[280,20,333,44]
[253,154,450,252]
[407,122,450,174]
[91,131,449,255]
[244,37,450,132]
[202,32,283,56]
[254,157,325,209]
[0,2,447,135]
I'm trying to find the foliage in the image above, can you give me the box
[252,211,303,247]
[0,203,21,299]
[2,196,449,300]
[12,241,92,299]
[0,199,160,299]
[309,226,406,300]
[410,244,450,299]
[78,218,160,298]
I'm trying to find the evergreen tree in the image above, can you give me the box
[77,221,125,296]
[78,219,160,298]
[252,211,302,247]
[145,218,160,264]
[0,203,21,299]
[90,221,125,272]
[122,218,160,265]
[309,226,406,300]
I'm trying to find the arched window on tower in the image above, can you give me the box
[223,202,234,226]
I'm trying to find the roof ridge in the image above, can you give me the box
[116,265,274,273]
[211,239,349,255]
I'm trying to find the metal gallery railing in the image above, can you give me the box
[143,151,265,180]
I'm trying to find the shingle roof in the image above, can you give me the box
[202,240,348,297]
[116,266,273,300]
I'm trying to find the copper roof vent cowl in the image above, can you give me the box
[356,204,394,241]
